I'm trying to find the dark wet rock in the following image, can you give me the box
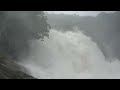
[0,56,35,79]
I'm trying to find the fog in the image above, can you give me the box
[23,29,120,79]
[0,11,49,60]
[45,11,115,16]
[45,11,120,60]
[0,11,120,79]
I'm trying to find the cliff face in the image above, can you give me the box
[0,56,35,79]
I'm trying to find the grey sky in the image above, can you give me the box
[45,11,115,16]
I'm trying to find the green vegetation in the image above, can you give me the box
[46,11,120,59]
[0,11,50,79]
[0,11,51,60]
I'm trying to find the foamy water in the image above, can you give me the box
[21,29,120,79]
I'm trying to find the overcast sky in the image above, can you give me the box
[45,11,115,16]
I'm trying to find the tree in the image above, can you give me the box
[46,11,120,60]
[0,11,51,60]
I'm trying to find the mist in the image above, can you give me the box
[0,11,120,79]
[22,29,120,79]
[45,11,120,60]
[22,11,120,79]
[0,11,50,60]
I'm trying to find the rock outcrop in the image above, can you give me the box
[0,56,35,79]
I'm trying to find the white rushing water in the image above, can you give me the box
[21,29,120,79]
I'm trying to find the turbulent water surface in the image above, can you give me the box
[21,29,120,79]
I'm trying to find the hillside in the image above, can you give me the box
[0,56,35,79]
[45,12,120,60]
